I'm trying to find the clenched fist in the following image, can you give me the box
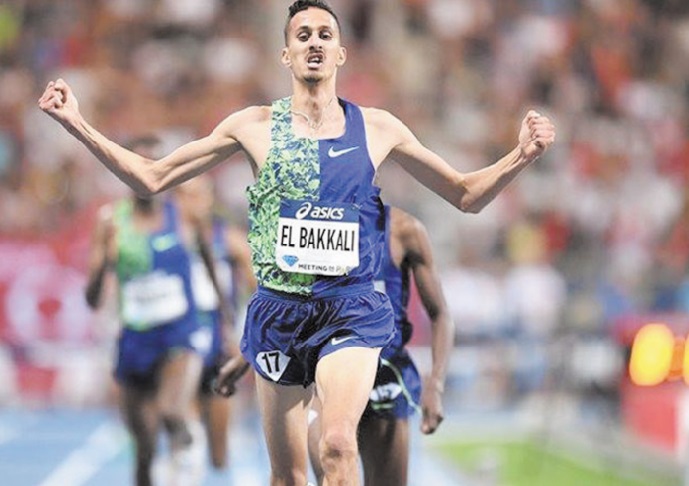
[518,110,556,162]
[38,78,81,128]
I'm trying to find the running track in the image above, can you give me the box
[0,404,461,485]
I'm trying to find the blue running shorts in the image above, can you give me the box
[240,283,395,387]
[115,320,209,387]
[363,347,422,419]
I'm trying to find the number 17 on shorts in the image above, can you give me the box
[256,350,292,382]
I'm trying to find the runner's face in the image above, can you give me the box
[282,8,346,83]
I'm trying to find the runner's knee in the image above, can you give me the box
[320,428,358,465]
[161,414,193,447]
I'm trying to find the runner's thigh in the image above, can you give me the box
[255,374,313,478]
[315,347,381,430]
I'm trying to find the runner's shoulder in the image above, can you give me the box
[360,106,399,127]
[215,105,271,134]
[360,106,410,142]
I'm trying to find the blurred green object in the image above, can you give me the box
[0,5,20,50]
[436,439,680,486]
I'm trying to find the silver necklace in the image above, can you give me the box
[291,97,336,135]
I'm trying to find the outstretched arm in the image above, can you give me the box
[38,79,250,195]
[395,209,454,434]
[369,109,555,213]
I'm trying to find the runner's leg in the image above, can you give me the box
[307,395,325,485]
[120,384,159,486]
[358,415,409,486]
[315,347,381,486]
[158,351,205,485]
[157,351,204,450]
[255,373,314,486]
[201,392,233,469]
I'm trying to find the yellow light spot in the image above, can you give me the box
[683,335,689,385]
[629,323,675,386]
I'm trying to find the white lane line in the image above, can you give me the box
[37,420,127,486]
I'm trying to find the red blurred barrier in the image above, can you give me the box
[615,314,689,454]
[0,205,106,405]
[620,377,681,452]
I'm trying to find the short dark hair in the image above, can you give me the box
[284,0,341,44]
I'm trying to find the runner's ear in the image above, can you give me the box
[336,46,347,67]
[281,47,292,68]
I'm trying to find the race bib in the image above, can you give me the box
[276,200,359,276]
[190,257,232,312]
[121,271,189,327]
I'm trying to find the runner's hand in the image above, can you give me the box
[518,110,555,162]
[420,377,444,434]
[38,78,81,128]
[213,354,250,397]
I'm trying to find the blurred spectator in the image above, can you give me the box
[442,242,506,341]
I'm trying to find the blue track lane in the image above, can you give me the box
[0,405,460,485]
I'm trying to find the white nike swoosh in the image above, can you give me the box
[331,335,356,346]
[328,146,359,158]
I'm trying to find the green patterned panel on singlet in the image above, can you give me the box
[113,200,153,282]
[246,97,320,295]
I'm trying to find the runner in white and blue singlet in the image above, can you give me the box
[110,198,207,383]
[40,1,556,482]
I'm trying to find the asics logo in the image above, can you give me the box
[328,146,359,158]
[295,202,345,220]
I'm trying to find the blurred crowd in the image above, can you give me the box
[3,0,689,408]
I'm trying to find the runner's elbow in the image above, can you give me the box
[456,190,487,214]
[132,170,165,196]
[459,199,484,214]
[452,176,482,213]
[132,183,157,198]
[453,193,482,214]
